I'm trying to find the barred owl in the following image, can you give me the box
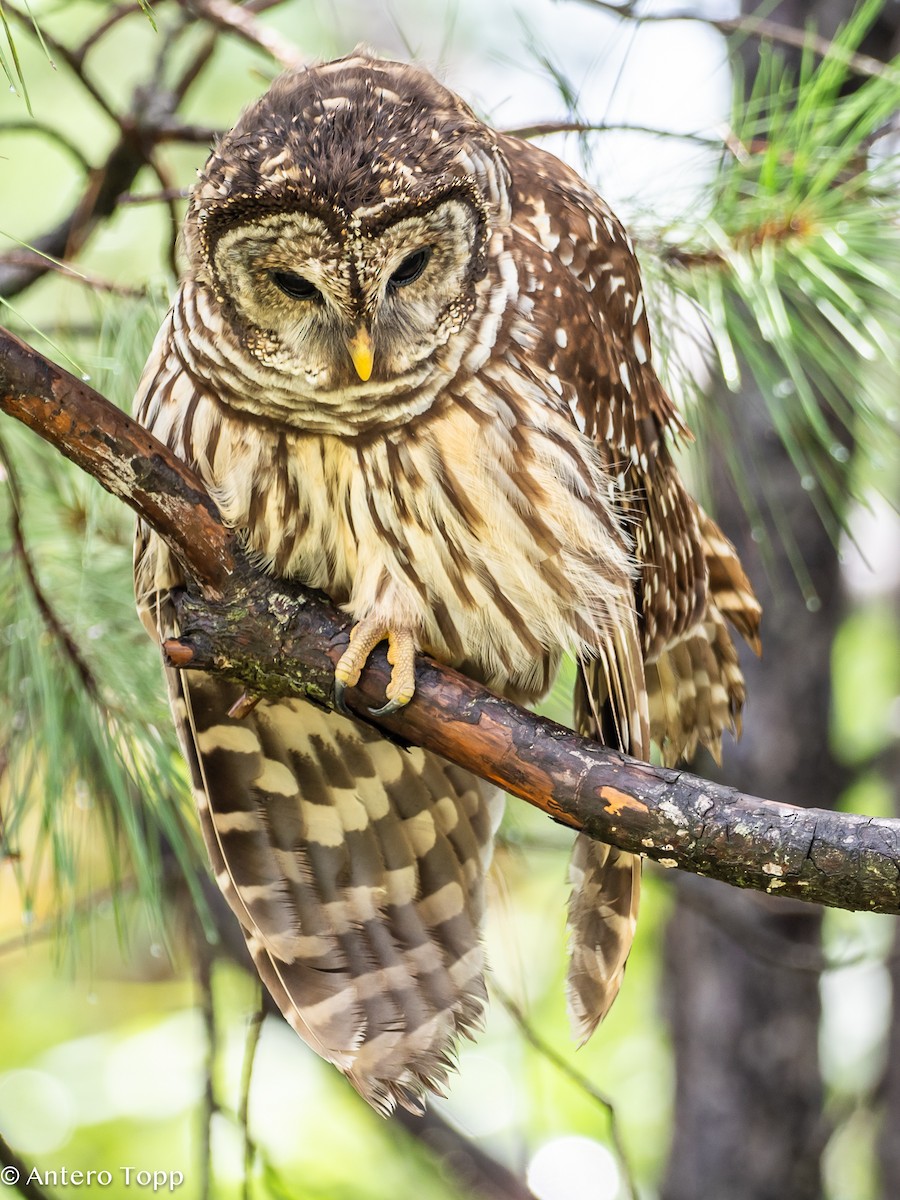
[134,52,760,1114]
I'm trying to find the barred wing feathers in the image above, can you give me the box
[507,132,761,1034]
[159,653,501,1113]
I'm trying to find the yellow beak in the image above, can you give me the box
[347,328,374,382]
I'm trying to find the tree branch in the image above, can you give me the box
[180,0,305,69]
[578,0,900,83]
[391,1105,536,1200]
[0,134,156,299]
[0,17,218,300]
[503,118,719,145]
[1,325,898,915]
[0,1133,54,1200]
[494,983,636,1200]
[0,251,148,298]
[0,328,233,593]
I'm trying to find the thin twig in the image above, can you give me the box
[239,995,265,1200]
[70,0,151,68]
[0,20,220,301]
[495,985,637,1200]
[505,118,720,145]
[5,1,122,126]
[153,120,221,144]
[0,435,101,700]
[181,0,305,68]
[214,1101,301,1196]
[118,187,192,205]
[0,121,92,171]
[171,28,219,98]
[0,251,147,298]
[144,155,183,277]
[392,1104,536,1200]
[578,0,900,83]
[196,934,217,1200]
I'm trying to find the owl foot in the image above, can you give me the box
[333,618,417,717]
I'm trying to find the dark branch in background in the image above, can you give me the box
[577,0,900,82]
[5,2,123,124]
[0,5,218,299]
[152,121,221,145]
[0,251,148,298]
[391,1107,536,1200]
[118,187,194,205]
[0,121,93,171]
[505,118,720,144]
[1,324,899,915]
[495,984,637,1200]
[0,1134,53,1200]
[67,2,152,68]
[0,132,155,299]
[181,0,305,67]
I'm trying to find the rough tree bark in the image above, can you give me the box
[661,5,900,1199]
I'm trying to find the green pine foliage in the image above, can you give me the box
[0,294,207,948]
[652,0,900,541]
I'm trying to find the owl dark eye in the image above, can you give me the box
[389,247,431,289]
[269,270,321,302]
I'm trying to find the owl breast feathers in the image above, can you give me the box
[133,52,760,1114]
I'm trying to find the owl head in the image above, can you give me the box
[186,53,511,405]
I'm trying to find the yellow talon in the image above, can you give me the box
[383,630,417,709]
[333,618,417,715]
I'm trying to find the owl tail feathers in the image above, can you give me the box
[565,836,641,1042]
[175,670,501,1117]
[565,612,646,1038]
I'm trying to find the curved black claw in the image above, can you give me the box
[368,696,410,718]
[332,678,352,717]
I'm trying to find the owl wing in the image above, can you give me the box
[502,133,761,759]
[133,339,501,1115]
[502,134,760,1037]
